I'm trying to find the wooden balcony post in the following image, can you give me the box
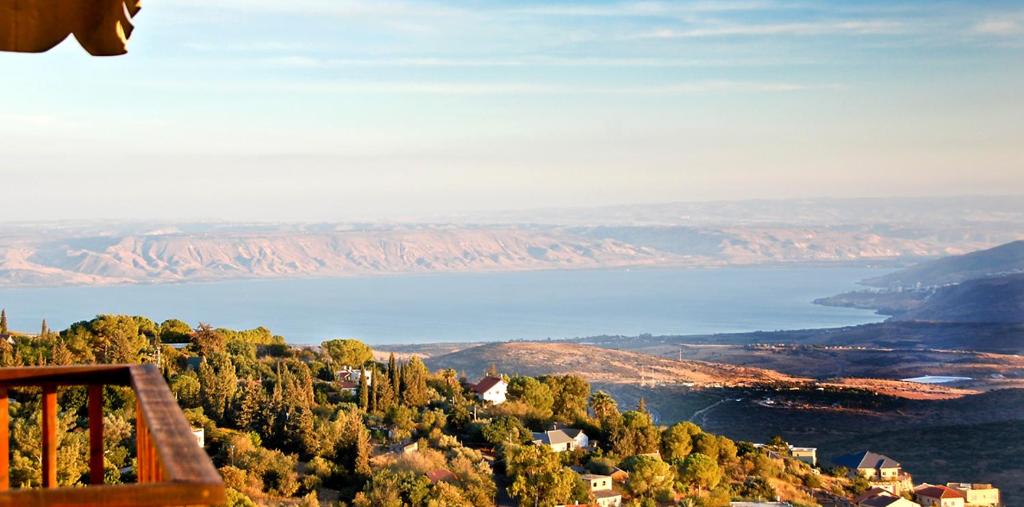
[0,387,8,491]
[88,385,104,485]
[41,385,57,488]
[136,400,146,483]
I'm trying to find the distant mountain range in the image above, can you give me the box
[1,196,1022,287]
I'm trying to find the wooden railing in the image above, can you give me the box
[0,365,225,506]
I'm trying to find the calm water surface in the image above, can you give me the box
[0,266,885,345]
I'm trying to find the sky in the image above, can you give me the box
[1,0,1022,222]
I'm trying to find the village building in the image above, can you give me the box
[609,467,629,483]
[860,493,922,507]
[915,485,967,507]
[191,427,205,448]
[580,473,622,507]
[945,483,1000,507]
[470,376,508,405]
[337,366,372,394]
[833,451,913,493]
[753,442,817,466]
[532,427,589,452]
[425,469,455,484]
[854,488,896,505]
[790,446,818,466]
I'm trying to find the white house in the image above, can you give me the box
[338,367,372,395]
[581,474,622,507]
[946,483,1000,507]
[915,485,966,507]
[470,376,507,405]
[532,428,589,453]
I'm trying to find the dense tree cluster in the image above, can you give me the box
[0,311,845,506]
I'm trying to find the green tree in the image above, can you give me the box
[678,453,722,493]
[87,315,152,363]
[0,308,7,335]
[389,353,401,398]
[321,338,372,368]
[351,417,372,477]
[370,365,381,412]
[401,357,430,407]
[358,367,369,410]
[625,455,674,500]
[589,390,619,421]
[198,355,238,422]
[481,415,531,446]
[190,323,226,357]
[171,370,202,408]
[661,421,701,462]
[504,444,576,507]
[236,378,267,430]
[377,372,397,413]
[692,433,719,460]
[507,376,554,415]
[159,319,193,344]
[50,340,73,366]
[543,375,590,423]
[610,410,660,457]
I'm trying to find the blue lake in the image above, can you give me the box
[0,266,885,345]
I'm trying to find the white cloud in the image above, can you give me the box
[257,55,816,69]
[973,18,1023,36]
[177,79,838,96]
[505,1,780,17]
[637,20,907,38]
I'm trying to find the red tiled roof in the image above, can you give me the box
[917,486,966,500]
[472,376,504,394]
[426,469,455,483]
[855,488,894,504]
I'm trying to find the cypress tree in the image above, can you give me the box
[636,396,648,414]
[0,309,7,335]
[377,374,396,412]
[401,357,430,408]
[51,340,73,365]
[40,319,48,338]
[396,361,405,401]
[370,366,379,413]
[237,379,267,431]
[388,353,400,398]
[357,367,369,410]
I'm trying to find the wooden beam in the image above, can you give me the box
[0,387,8,491]
[0,365,131,387]
[130,365,221,486]
[88,385,104,485]
[0,480,227,507]
[41,385,57,488]
[135,400,146,483]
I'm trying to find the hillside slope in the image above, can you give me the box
[895,274,1024,323]
[864,240,1024,288]
[421,341,807,386]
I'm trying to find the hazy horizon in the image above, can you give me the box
[2,0,1023,222]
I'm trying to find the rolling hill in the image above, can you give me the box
[894,273,1024,323]
[418,341,808,386]
[864,240,1024,289]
